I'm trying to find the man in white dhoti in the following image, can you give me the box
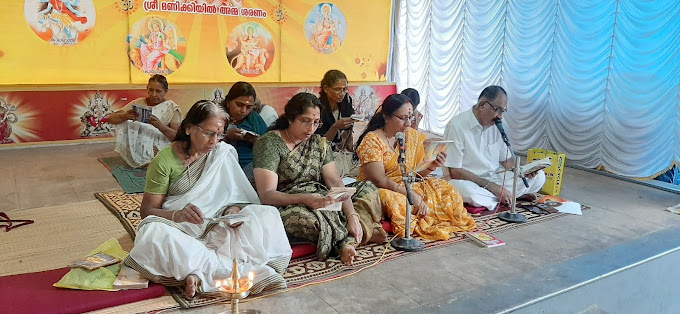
[443,86,546,210]
[125,100,292,299]
[108,75,182,168]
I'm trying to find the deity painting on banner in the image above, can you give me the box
[352,86,380,121]
[24,0,97,46]
[128,16,187,76]
[305,2,347,54]
[226,22,275,77]
[76,91,115,138]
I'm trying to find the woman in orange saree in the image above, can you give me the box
[356,94,476,240]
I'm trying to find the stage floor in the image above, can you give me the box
[2,142,679,313]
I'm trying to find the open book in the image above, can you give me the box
[318,187,357,211]
[205,213,251,224]
[413,140,455,172]
[132,104,152,123]
[519,157,552,176]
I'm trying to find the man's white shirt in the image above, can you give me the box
[443,108,510,179]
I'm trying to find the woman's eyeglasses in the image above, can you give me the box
[330,86,349,94]
[195,125,226,140]
[393,114,415,123]
[296,118,323,128]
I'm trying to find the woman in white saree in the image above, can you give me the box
[125,100,292,299]
[108,75,182,168]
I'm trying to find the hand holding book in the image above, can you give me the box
[317,187,357,211]
[414,140,454,172]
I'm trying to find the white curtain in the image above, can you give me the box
[393,0,680,178]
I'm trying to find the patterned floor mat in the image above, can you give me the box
[95,190,572,308]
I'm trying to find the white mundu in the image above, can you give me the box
[443,109,545,209]
[127,143,292,294]
[114,98,181,168]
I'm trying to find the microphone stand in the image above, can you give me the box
[496,140,528,224]
[391,136,424,252]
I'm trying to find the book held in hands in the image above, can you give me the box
[519,157,552,176]
[414,140,455,172]
[318,187,357,211]
[133,104,152,123]
[206,213,251,225]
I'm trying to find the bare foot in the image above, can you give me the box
[368,227,388,244]
[341,244,357,266]
[184,274,198,299]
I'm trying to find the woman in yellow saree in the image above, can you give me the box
[356,94,476,240]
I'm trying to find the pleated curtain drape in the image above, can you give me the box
[392,0,680,179]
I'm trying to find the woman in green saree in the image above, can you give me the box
[253,93,385,266]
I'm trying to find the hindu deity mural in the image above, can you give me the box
[24,0,97,46]
[305,3,347,54]
[212,88,225,105]
[352,86,379,121]
[77,91,115,137]
[128,16,187,76]
[0,98,19,144]
[226,22,275,77]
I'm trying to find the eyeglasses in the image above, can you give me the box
[330,86,349,94]
[195,125,226,140]
[296,118,323,128]
[485,100,507,114]
[393,114,415,123]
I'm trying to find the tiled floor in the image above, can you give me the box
[2,141,680,313]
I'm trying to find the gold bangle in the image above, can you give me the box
[427,167,436,171]
[348,213,359,219]
[171,210,178,222]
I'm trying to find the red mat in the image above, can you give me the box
[0,268,166,314]
[290,220,394,258]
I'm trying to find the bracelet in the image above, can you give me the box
[348,213,359,219]
[483,180,491,189]
[171,210,178,222]
[427,167,436,171]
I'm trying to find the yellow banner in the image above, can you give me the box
[0,0,391,85]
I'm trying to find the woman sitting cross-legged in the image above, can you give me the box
[355,94,477,241]
[125,100,292,299]
[253,92,386,266]
[108,74,182,168]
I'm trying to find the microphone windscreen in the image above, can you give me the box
[395,132,405,141]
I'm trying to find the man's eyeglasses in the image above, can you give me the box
[297,118,323,128]
[393,114,415,123]
[485,100,507,114]
[331,86,349,94]
[195,125,226,140]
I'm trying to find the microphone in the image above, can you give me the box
[493,118,509,145]
[395,132,414,206]
[493,118,529,188]
[395,132,405,164]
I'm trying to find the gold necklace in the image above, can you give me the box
[284,129,301,148]
[380,128,398,153]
